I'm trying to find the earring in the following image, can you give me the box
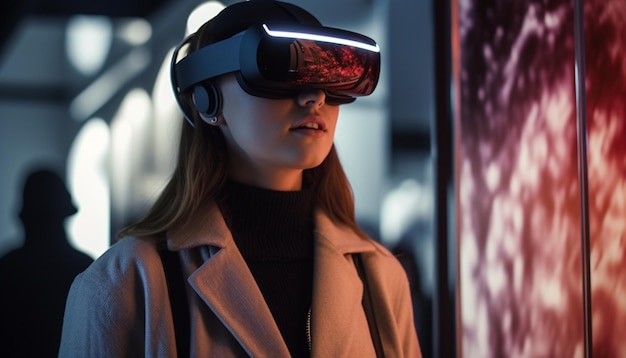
[209,117,219,125]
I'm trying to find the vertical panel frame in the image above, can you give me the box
[573,0,592,356]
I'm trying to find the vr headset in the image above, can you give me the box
[171,23,381,113]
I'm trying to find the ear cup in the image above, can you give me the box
[193,82,220,118]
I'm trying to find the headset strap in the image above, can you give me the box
[158,244,190,358]
[354,253,385,357]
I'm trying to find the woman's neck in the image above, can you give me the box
[228,166,303,191]
[217,179,315,259]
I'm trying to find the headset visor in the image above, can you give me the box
[174,23,381,104]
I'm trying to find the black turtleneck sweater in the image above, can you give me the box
[217,180,314,357]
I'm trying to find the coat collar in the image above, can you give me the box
[166,202,379,357]
[166,202,231,251]
[167,201,377,256]
[310,212,379,356]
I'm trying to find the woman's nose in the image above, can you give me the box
[297,89,326,107]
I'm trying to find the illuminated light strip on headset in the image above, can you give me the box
[262,24,380,53]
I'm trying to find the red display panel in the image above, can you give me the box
[584,0,626,356]
[454,0,626,356]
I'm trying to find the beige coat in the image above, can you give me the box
[59,204,421,357]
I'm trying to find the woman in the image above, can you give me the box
[59,1,421,357]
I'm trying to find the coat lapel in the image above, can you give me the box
[187,243,291,357]
[310,212,378,357]
[167,203,290,357]
[168,204,379,357]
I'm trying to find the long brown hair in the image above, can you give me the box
[118,118,366,240]
[118,1,367,240]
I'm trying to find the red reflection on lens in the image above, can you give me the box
[290,40,367,85]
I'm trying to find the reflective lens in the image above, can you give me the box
[255,37,378,97]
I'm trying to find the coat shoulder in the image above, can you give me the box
[59,237,170,357]
[358,237,413,295]
[69,236,165,301]
[84,237,161,278]
[362,238,406,274]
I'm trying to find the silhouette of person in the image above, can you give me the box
[0,168,93,357]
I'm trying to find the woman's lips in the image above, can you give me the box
[290,116,327,137]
